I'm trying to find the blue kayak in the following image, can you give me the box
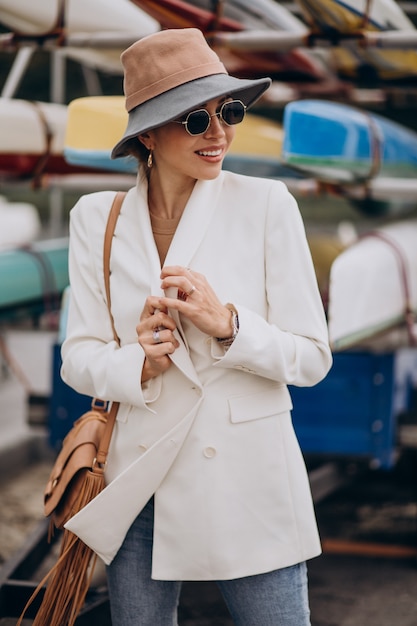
[282,99,417,183]
[0,238,69,319]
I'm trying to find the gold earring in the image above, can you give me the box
[147,150,153,168]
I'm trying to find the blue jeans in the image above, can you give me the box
[106,498,311,626]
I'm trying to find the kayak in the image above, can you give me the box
[0,238,69,319]
[0,0,158,37]
[296,0,417,81]
[0,197,41,249]
[0,98,105,177]
[0,0,159,74]
[282,99,417,215]
[328,219,417,350]
[129,0,328,81]
[283,99,417,182]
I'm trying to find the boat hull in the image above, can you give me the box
[0,238,69,320]
[0,0,158,37]
[129,0,327,81]
[296,0,417,81]
[0,98,107,177]
[0,0,158,74]
[0,199,41,249]
[283,100,417,181]
[282,99,417,215]
[328,220,417,350]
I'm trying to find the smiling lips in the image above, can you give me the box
[196,149,223,157]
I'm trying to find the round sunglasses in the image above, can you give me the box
[174,99,246,136]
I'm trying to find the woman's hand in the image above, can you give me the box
[136,296,180,382]
[159,266,233,339]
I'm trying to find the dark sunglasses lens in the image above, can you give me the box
[222,101,245,125]
[186,110,210,135]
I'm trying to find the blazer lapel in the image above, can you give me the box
[162,175,224,380]
[132,172,224,280]
[132,177,214,388]
[164,174,224,269]
[133,178,163,295]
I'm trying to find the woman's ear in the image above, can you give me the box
[138,132,152,150]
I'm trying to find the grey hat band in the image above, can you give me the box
[112,73,271,159]
[125,61,227,112]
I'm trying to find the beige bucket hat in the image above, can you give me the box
[111,28,271,159]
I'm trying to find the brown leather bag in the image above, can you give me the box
[44,399,111,529]
[18,190,126,626]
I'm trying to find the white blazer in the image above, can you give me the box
[62,170,332,580]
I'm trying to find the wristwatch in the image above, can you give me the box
[216,303,239,348]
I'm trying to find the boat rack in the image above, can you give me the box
[291,348,417,470]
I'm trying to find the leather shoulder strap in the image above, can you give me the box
[96,190,126,465]
[103,191,126,345]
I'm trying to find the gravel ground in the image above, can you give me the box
[0,461,52,567]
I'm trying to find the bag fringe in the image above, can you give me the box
[17,467,105,626]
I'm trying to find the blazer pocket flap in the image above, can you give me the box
[229,386,293,424]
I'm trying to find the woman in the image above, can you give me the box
[61,28,332,626]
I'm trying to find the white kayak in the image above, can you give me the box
[0,98,67,155]
[0,0,158,37]
[0,196,41,249]
[0,0,159,74]
[0,97,100,176]
[328,219,417,351]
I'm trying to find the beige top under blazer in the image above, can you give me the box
[62,170,332,580]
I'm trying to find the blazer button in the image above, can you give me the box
[203,446,217,458]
